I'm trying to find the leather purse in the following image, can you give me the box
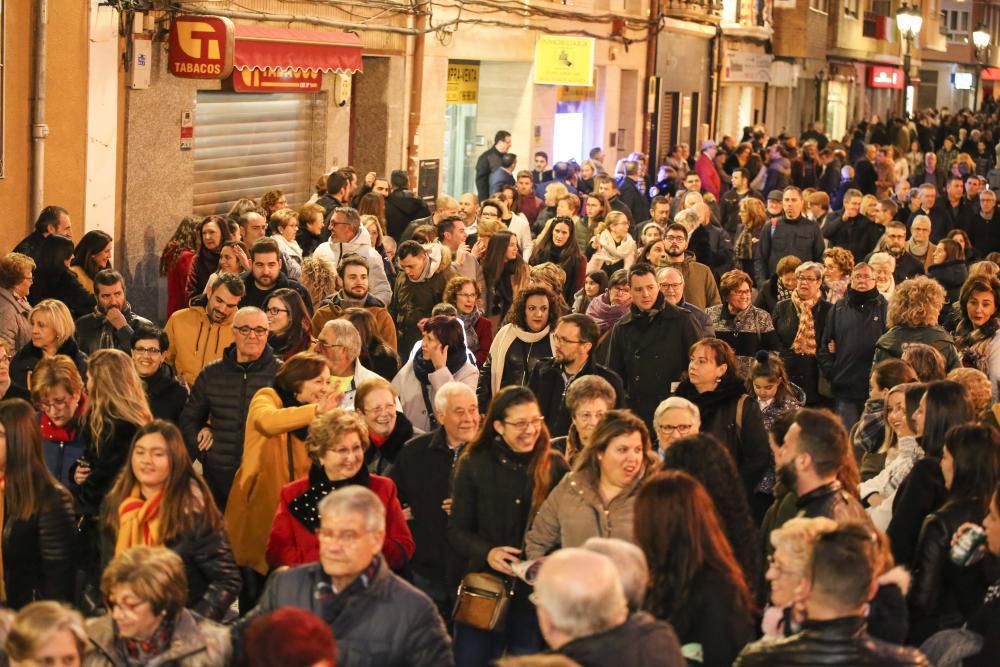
[453,571,514,630]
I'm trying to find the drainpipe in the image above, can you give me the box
[405,2,427,188]
[708,24,723,140]
[31,0,49,218]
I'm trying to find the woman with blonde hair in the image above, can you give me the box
[868,252,897,300]
[587,211,636,275]
[269,208,303,280]
[10,299,87,394]
[534,181,570,234]
[298,255,337,310]
[527,262,571,317]
[259,189,287,220]
[873,275,961,371]
[6,601,87,666]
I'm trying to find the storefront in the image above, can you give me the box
[716,47,771,139]
[865,64,904,122]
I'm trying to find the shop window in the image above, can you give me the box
[192,92,317,216]
[940,9,970,43]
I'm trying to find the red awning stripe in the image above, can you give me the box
[234,24,363,74]
[982,67,1000,81]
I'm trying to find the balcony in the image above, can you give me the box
[661,0,723,25]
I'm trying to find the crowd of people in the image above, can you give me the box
[2,111,1000,666]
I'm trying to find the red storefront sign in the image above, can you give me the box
[868,66,904,89]
[232,68,323,93]
[168,16,235,79]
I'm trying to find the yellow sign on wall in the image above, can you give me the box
[534,36,595,87]
[447,62,479,104]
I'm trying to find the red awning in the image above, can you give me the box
[983,67,1000,81]
[233,24,363,74]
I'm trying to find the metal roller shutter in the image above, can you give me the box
[193,91,317,216]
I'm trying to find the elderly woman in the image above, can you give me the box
[772,261,833,405]
[10,299,87,394]
[6,601,88,666]
[266,408,414,572]
[822,247,854,304]
[868,252,897,300]
[84,547,231,666]
[754,255,801,315]
[873,275,961,372]
[953,276,1000,398]
[526,410,657,559]
[445,275,493,366]
[30,355,88,485]
[269,208,303,280]
[550,375,617,465]
[652,396,701,457]
[0,252,35,353]
[707,269,781,369]
[393,315,479,431]
[355,377,415,476]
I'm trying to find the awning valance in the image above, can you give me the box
[982,67,1000,81]
[234,24,363,74]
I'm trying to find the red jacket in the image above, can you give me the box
[695,153,722,200]
[165,249,195,319]
[266,472,415,571]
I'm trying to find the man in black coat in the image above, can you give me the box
[475,130,511,201]
[13,205,72,259]
[528,314,625,438]
[605,264,700,428]
[74,270,153,355]
[179,307,281,509]
[391,381,479,623]
[618,160,650,227]
[878,221,927,284]
[909,151,947,192]
[719,167,763,234]
[735,522,930,667]
[385,169,431,241]
[822,188,883,263]
[966,188,1000,256]
[853,144,878,196]
[239,238,313,312]
[596,174,635,224]
[930,175,973,242]
[755,187,825,281]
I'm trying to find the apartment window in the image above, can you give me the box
[940,9,970,43]
[869,0,890,16]
[844,0,859,18]
[811,0,829,14]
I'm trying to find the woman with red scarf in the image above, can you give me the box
[30,355,88,486]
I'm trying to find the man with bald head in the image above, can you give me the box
[534,548,685,665]
[179,306,281,509]
[399,194,460,243]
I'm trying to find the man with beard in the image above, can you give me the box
[774,408,870,525]
[310,254,397,352]
[514,172,544,228]
[314,206,392,304]
[74,270,153,354]
[240,237,313,311]
[876,221,926,283]
[636,196,672,241]
[528,314,624,438]
[823,189,883,262]
[164,272,245,386]
[661,223,720,309]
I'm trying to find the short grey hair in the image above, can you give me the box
[795,261,825,282]
[656,266,684,284]
[582,538,649,612]
[868,252,896,272]
[533,548,627,640]
[910,214,932,229]
[674,208,700,229]
[317,485,386,533]
[653,396,701,428]
[433,381,476,415]
[918,183,937,194]
[233,306,267,325]
[322,318,362,360]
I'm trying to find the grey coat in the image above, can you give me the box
[0,287,31,353]
[85,609,231,667]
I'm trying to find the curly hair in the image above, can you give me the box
[507,285,559,331]
[823,247,854,277]
[299,256,336,308]
[259,190,285,216]
[306,408,369,463]
[444,275,481,305]
[0,253,35,291]
[947,367,992,416]
[887,275,945,327]
[527,263,571,316]
[160,217,202,276]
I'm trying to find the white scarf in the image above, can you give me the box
[488,323,555,395]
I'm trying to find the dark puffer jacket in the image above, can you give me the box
[179,344,281,509]
[928,259,969,312]
[143,363,189,424]
[72,418,141,516]
[817,287,888,403]
[168,526,242,622]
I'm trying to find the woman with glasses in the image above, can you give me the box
[771,261,832,406]
[706,269,781,370]
[0,398,77,608]
[30,355,87,485]
[449,386,568,663]
[355,378,413,477]
[269,208,304,281]
[84,546,231,666]
[585,268,630,336]
[0,252,35,354]
[444,276,493,367]
[651,396,701,455]
[550,374,617,466]
[129,325,188,424]
[103,420,240,621]
[266,408,413,572]
[264,288,313,361]
[525,410,656,558]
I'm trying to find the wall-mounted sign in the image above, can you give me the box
[168,15,235,79]
[868,65,904,89]
[722,50,773,84]
[953,72,974,90]
[557,82,596,102]
[447,62,479,104]
[534,36,595,87]
[418,159,440,204]
[232,68,322,93]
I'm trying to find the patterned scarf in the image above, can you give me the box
[120,617,174,666]
[457,307,483,353]
[115,486,163,556]
[790,291,818,356]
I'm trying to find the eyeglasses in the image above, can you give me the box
[480,211,499,219]
[133,346,162,356]
[664,235,687,242]
[318,528,369,547]
[552,334,583,345]
[233,325,269,337]
[659,282,684,289]
[106,597,150,615]
[329,445,365,458]
[611,286,629,296]
[456,291,478,298]
[265,306,290,316]
[19,275,33,283]
[362,403,395,416]
[574,410,607,423]
[503,417,543,431]
[731,289,752,296]
[796,276,819,283]
[655,423,694,435]
[315,340,344,352]
[37,397,73,411]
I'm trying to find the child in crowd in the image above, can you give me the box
[851,359,919,463]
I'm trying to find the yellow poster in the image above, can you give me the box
[534,36,595,87]
[447,62,479,104]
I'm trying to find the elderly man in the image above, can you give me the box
[314,207,392,305]
[651,396,701,458]
[906,215,937,270]
[391,381,480,622]
[534,548,685,666]
[656,266,714,338]
[165,272,244,386]
[179,306,280,509]
[967,188,1000,256]
[311,254,397,351]
[240,486,453,666]
[75,269,153,354]
[314,319,383,410]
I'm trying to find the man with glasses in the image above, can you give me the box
[313,319,383,410]
[661,223,720,309]
[314,207,392,305]
[656,266,714,338]
[240,237,314,312]
[817,262,887,431]
[878,221,926,283]
[164,271,245,386]
[528,314,624,438]
[967,188,1000,256]
[75,269,153,355]
[652,397,701,458]
[130,324,187,423]
[179,306,280,509]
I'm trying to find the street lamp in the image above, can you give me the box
[973,23,991,110]
[896,3,923,116]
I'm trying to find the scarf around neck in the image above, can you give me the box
[906,237,930,258]
[790,291,818,356]
[288,463,371,531]
[489,324,552,396]
[116,486,163,556]
[457,308,483,352]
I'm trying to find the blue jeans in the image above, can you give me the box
[453,607,543,666]
[837,399,865,434]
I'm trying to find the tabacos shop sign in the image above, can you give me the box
[168,16,235,79]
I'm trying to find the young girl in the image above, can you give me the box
[861,383,925,531]
[749,352,803,501]
[587,211,636,275]
[852,359,919,461]
[573,270,608,314]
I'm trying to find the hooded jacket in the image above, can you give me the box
[389,245,457,356]
[817,287,888,401]
[386,189,431,240]
[163,298,236,387]
[313,225,392,305]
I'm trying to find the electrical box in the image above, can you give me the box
[128,36,152,90]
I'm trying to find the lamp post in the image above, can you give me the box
[896,3,923,116]
[973,23,991,111]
